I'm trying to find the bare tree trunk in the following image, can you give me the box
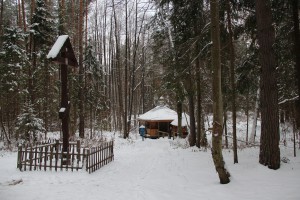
[123,0,129,139]
[21,0,28,52]
[58,0,65,34]
[21,0,26,32]
[85,0,88,49]
[71,0,75,45]
[30,0,35,25]
[196,61,204,147]
[189,94,196,146]
[292,0,300,130]
[0,0,3,42]
[112,0,123,132]
[177,101,183,138]
[108,14,116,131]
[210,0,230,184]
[226,0,238,164]
[255,0,280,170]
[224,111,228,149]
[246,89,249,145]
[128,0,138,137]
[28,0,35,104]
[141,39,146,114]
[18,0,22,28]
[90,104,93,139]
[0,108,11,145]
[69,1,78,137]
[250,87,260,144]
[78,0,85,138]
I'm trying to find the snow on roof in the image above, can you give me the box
[138,106,177,121]
[171,112,190,127]
[47,35,69,59]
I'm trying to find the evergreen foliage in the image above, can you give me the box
[0,27,28,94]
[15,102,45,142]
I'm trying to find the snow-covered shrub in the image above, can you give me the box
[15,103,45,143]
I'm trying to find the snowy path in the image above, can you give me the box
[0,137,300,200]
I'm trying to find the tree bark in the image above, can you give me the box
[255,0,280,170]
[78,0,85,138]
[177,101,183,138]
[223,111,228,149]
[0,0,3,40]
[18,0,22,29]
[58,0,65,34]
[188,92,196,146]
[210,0,230,184]
[246,89,249,145]
[112,0,123,132]
[196,60,205,147]
[0,108,11,145]
[21,0,26,32]
[85,0,88,49]
[226,0,238,164]
[292,0,300,129]
[250,87,260,144]
[123,0,129,139]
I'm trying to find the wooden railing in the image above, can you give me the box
[17,140,114,173]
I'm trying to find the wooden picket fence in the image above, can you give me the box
[17,140,114,173]
[86,141,114,173]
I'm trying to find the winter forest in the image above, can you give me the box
[0,0,300,199]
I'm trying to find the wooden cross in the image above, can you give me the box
[47,35,78,153]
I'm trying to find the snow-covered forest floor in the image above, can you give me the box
[0,115,300,200]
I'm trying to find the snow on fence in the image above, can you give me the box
[17,140,114,174]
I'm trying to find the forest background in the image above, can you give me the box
[0,0,299,160]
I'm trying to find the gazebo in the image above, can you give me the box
[138,106,190,138]
[170,113,190,138]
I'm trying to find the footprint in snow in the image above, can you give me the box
[5,179,23,186]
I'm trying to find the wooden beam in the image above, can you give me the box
[50,57,77,67]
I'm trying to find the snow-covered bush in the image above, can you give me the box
[15,103,45,143]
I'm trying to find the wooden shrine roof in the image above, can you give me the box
[47,35,78,67]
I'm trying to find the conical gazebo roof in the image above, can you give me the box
[138,106,177,122]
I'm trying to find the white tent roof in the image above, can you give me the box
[138,106,177,121]
[138,106,190,127]
[171,112,190,127]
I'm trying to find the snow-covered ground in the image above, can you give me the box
[0,132,299,200]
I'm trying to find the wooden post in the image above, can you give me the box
[44,145,48,171]
[77,140,80,161]
[34,145,38,170]
[24,144,27,171]
[71,145,75,171]
[29,145,33,171]
[86,149,90,173]
[55,143,59,171]
[60,63,69,154]
[39,146,42,170]
[50,146,53,171]
[17,145,22,170]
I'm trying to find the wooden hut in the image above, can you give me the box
[138,106,177,138]
[138,106,190,138]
